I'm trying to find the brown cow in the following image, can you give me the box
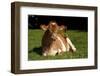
[40,21,76,56]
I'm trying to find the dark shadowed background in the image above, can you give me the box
[28,15,88,31]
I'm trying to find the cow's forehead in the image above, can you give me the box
[51,22,56,25]
[49,22,58,26]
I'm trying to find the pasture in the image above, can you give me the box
[28,29,87,60]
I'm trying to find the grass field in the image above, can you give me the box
[28,29,88,60]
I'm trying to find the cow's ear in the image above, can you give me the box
[40,24,48,31]
[59,25,66,30]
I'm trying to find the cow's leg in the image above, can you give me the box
[66,43,70,52]
[66,37,76,52]
[48,49,57,56]
[57,49,64,55]
[43,50,57,56]
[43,51,47,56]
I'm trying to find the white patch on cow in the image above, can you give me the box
[43,52,47,56]
[56,36,66,52]
[51,22,56,25]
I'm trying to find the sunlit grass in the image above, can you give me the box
[28,29,88,60]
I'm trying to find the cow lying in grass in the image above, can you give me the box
[40,21,76,56]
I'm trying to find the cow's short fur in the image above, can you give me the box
[40,21,76,56]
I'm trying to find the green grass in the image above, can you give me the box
[28,29,88,60]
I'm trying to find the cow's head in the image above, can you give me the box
[40,21,66,40]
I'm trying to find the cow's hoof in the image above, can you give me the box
[43,53,47,56]
[72,47,76,52]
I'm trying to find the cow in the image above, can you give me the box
[40,21,76,56]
